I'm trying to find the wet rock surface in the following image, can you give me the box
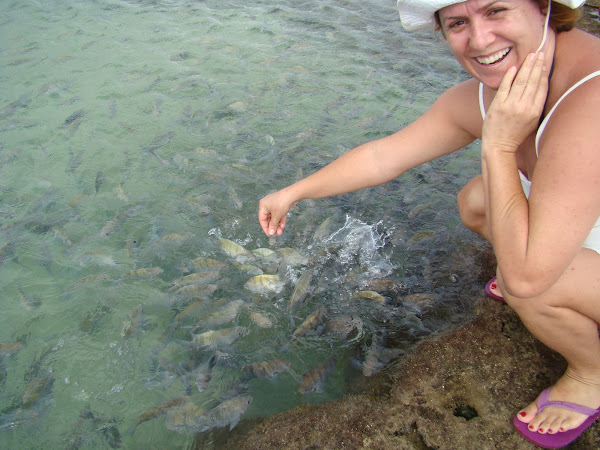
[214,294,598,449]
[194,19,600,450]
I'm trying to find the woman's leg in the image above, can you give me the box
[498,250,600,435]
[459,175,600,434]
[457,175,491,243]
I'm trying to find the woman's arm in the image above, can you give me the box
[258,81,480,236]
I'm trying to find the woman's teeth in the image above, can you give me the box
[476,48,510,65]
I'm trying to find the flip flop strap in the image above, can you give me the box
[537,388,600,417]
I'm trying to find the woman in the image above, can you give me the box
[258,0,600,446]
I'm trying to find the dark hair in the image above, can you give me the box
[434,0,581,36]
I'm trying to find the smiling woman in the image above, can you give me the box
[258,0,600,447]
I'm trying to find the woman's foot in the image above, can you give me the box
[484,277,505,303]
[516,369,600,435]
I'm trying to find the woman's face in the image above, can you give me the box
[438,0,547,89]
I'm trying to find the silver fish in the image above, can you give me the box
[289,270,312,310]
[197,299,244,329]
[191,326,249,350]
[190,396,252,432]
[278,247,309,266]
[299,356,336,394]
[169,271,222,290]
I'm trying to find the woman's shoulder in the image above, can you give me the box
[557,29,600,76]
[434,78,483,137]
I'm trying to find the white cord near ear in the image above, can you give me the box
[535,1,552,53]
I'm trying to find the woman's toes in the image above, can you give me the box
[517,403,538,424]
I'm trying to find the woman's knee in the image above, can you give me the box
[457,176,486,232]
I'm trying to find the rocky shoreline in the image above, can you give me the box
[194,13,600,450]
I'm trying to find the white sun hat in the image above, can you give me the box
[397,0,586,31]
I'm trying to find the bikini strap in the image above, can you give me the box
[478,82,486,120]
[535,70,600,155]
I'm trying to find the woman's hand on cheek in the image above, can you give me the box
[482,52,549,154]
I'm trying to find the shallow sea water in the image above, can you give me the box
[0,0,485,447]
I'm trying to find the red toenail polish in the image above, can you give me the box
[519,412,526,417]
[539,429,544,433]
[529,425,534,430]
[560,427,565,431]
[548,429,553,433]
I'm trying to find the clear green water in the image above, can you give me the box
[0,0,484,447]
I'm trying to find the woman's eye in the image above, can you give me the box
[489,8,506,15]
[449,20,465,28]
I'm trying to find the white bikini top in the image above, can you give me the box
[478,70,600,158]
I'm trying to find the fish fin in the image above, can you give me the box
[229,416,240,430]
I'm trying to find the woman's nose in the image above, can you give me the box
[469,20,495,51]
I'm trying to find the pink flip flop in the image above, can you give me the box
[485,276,505,303]
[513,388,600,448]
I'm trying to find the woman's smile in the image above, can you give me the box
[476,47,511,65]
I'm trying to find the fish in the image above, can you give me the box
[291,308,327,340]
[121,267,163,280]
[313,216,335,241]
[289,270,312,310]
[278,247,309,266]
[99,205,139,236]
[244,274,284,295]
[125,396,187,435]
[251,247,278,260]
[0,342,24,355]
[190,396,252,432]
[228,186,243,209]
[218,237,253,261]
[171,283,217,297]
[169,271,221,291]
[154,232,194,244]
[235,263,263,276]
[191,257,227,271]
[195,299,244,329]
[94,171,104,195]
[173,298,206,324]
[190,326,249,350]
[164,401,207,433]
[242,359,290,378]
[115,184,129,202]
[298,356,336,394]
[22,375,54,407]
[249,311,273,328]
[62,109,85,126]
[353,290,388,305]
[144,132,175,167]
[194,354,217,393]
[363,333,386,377]
[120,304,145,338]
[324,315,363,340]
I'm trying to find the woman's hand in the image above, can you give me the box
[482,52,549,154]
[258,189,297,236]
